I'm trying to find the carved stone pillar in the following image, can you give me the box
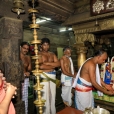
[74,33,95,69]
[0,17,25,114]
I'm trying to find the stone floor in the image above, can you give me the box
[28,87,65,114]
[28,86,114,114]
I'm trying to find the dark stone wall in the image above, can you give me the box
[23,29,78,70]
[0,17,25,114]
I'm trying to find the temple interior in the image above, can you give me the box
[1,0,114,114]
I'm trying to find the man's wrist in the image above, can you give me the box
[24,72,30,76]
[102,83,106,88]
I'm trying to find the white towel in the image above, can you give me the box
[69,57,74,75]
[96,64,103,96]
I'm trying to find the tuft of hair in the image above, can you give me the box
[63,46,71,52]
[20,41,30,47]
[94,48,107,56]
[41,38,50,44]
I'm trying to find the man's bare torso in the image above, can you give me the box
[20,55,30,72]
[80,59,95,83]
[62,56,72,74]
[41,52,54,62]
[39,51,55,72]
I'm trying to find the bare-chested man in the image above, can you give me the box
[39,38,60,114]
[20,42,31,114]
[60,47,76,107]
[73,49,114,111]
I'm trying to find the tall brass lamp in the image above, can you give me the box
[11,0,45,113]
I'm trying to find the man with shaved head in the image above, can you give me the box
[73,49,114,111]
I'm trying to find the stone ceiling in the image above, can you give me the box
[0,0,78,27]
[36,0,77,24]
[26,0,78,29]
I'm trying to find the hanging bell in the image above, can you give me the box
[11,0,25,18]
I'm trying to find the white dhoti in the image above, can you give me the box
[22,78,30,114]
[61,73,72,106]
[73,58,103,111]
[61,57,74,106]
[75,77,94,111]
[40,71,56,114]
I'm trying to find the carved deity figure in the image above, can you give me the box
[104,62,112,84]
[93,0,104,14]
[100,57,112,84]
[106,0,114,9]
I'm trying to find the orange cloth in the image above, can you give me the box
[75,87,92,92]
[0,82,15,114]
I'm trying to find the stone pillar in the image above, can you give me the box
[74,33,95,69]
[76,45,87,69]
[0,17,25,114]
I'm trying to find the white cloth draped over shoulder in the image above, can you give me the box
[69,57,74,75]
[72,58,103,96]
[96,64,103,96]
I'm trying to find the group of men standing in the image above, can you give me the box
[20,38,75,114]
[20,37,114,114]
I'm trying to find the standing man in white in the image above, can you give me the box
[60,47,76,107]
[73,49,114,111]
[39,38,60,114]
